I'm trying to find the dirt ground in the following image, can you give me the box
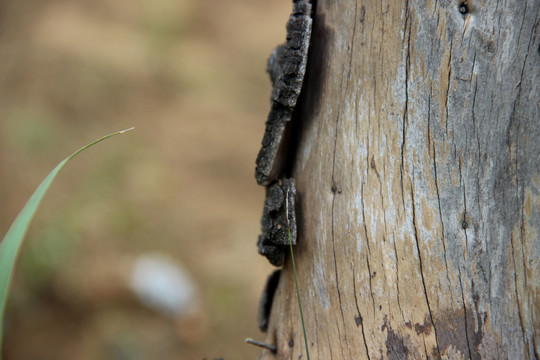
[0,0,291,358]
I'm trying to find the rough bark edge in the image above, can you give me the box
[255,1,312,186]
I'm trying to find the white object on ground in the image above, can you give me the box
[129,253,199,317]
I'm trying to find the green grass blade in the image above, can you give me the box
[286,190,310,360]
[0,127,133,354]
[288,231,310,360]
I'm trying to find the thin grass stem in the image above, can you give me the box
[286,190,310,360]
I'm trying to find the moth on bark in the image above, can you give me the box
[257,178,297,267]
[254,0,311,334]
[254,0,312,187]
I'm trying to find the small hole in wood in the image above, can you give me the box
[459,1,469,15]
[288,339,294,348]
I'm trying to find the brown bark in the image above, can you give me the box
[258,0,540,359]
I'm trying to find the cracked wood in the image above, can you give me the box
[256,0,540,359]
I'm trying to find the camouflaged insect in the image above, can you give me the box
[257,178,297,266]
[255,0,312,187]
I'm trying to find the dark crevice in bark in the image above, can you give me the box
[334,317,347,360]
[474,146,487,260]
[533,335,540,360]
[402,0,410,46]
[459,159,469,251]
[427,86,432,154]
[516,138,530,356]
[520,194,532,357]
[353,266,372,360]
[471,70,481,158]
[354,87,360,137]
[444,41,453,135]
[512,65,530,354]
[422,337,429,359]
[457,268,474,359]
[365,129,371,176]
[375,171,389,237]
[399,0,411,210]
[463,188,469,250]
[329,47,353,358]
[470,50,477,82]
[457,158,475,358]
[327,331,334,360]
[348,0,359,73]
[392,236,404,318]
[411,180,441,355]
[430,93,454,306]
[329,176,348,359]
[361,182,377,313]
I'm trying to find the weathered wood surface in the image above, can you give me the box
[258,0,539,359]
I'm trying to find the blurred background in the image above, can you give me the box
[0,0,291,358]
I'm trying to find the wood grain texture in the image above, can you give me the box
[257,0,540,358]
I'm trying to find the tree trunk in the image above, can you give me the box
[257,0,540,359]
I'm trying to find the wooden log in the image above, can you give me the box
[256,0,540,358]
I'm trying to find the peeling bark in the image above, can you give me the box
[256,0,540,359]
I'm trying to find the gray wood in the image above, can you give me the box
[257,0,540,358]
